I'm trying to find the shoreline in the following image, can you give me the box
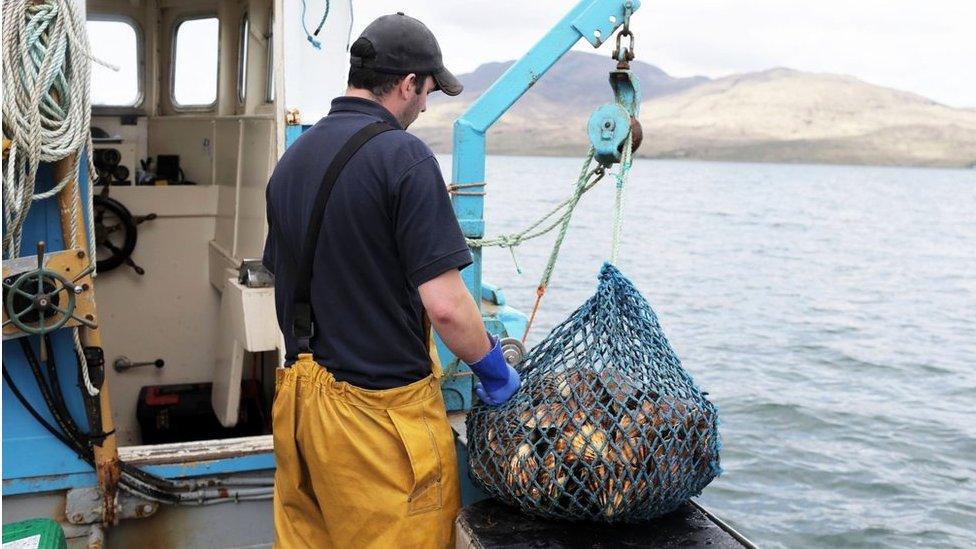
[431,150,976,172]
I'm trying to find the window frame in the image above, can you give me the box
[170,13,221,112]
[87,14,145,114]
[237,12,249,105]
[266,7,275,103]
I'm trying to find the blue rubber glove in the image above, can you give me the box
[469,334,521,406]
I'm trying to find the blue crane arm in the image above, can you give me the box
[449,0,641,299]
[454,0,640,137]
[435,0,640,411]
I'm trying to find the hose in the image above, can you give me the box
[3,336,273,507]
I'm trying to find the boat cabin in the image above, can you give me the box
[85,0,351,446]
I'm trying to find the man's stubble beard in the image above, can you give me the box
[397,94,424,129]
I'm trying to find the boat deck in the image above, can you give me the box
[456,498,751,548]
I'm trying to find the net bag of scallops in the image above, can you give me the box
[466,264,721,522]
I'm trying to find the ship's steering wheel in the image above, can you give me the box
[93,186,156,275]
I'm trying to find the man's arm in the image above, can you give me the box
[419,268,521,406]
[418,268,490,363]
[396,153,519,405]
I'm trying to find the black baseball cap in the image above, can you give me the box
[350,13,463,96]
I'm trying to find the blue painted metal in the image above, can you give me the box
[2,162,96,489]
[588,103,632,165]
[481,282,506,306]
[447,0,641,410]
[284,124,311,148]
[610,66,642,115]
[2,331,95,481]
[493,303,529,340]
[588,66,642,165]
[3,472,98,496]
[480,283,528,344]
[455,435,489,506]
[3,452,276,496]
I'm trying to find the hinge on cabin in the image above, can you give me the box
[286,108,301,125]
[65,487,158,525]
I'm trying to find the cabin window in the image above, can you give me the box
[173,16,219,108]
[238,14,249,103]
[87,19,141,106]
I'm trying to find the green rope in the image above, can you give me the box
[539,148,599,288]
[467,139,633,282]
[610,134,633,263]
[468,143,634,342]
[466,148,606,279]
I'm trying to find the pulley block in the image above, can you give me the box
[588,104,633,166]
[588,65,642,166]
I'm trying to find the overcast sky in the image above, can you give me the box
[354,0,976,108]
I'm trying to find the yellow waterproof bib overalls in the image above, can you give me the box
[271,122,461,548]
[272,339,461,548]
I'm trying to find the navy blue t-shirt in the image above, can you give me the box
[263,97,471,389]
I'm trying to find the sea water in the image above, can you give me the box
[438,155,976,548]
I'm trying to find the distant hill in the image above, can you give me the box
[447,52,709,109]
[411,53,976,168]
[414,51,708,154]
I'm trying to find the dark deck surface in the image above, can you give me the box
[456,498,748,549]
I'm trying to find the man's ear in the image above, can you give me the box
[399,73,418,99]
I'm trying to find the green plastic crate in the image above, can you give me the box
[1,519,67,549]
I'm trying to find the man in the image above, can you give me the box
[262,13,521,549]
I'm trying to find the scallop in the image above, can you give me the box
[570,424,608,464]
[597,478,625,518]
[534,403,568,430]
[505,443,537,496]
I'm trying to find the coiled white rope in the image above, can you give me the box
[3,0,99,395]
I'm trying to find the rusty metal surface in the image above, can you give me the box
[95,457,120,525]
[629,116,643,153]
[65,487,158,525]
[53,156,122,528]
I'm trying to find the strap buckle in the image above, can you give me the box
[293,302,315,352]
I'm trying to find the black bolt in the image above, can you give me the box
[85,314,94,321]
[77,251,85,258]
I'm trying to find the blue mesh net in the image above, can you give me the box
[466,263,721,522]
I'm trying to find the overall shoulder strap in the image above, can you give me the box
[292,120,395,352]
